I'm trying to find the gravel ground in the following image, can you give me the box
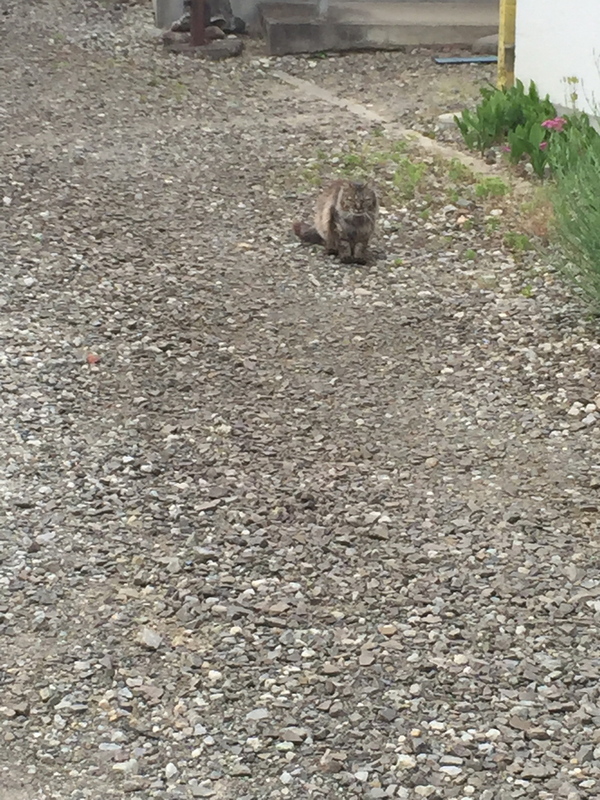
[272,48,496,136]
[2,3,600,800]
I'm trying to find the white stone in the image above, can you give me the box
[438,113,457,128]
[113,759,139,774]
[396,754,416,770]
[165,763,178,779]
[414,786,436,797]
[440,765,463,776]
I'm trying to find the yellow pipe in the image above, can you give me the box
[498,0,517,89]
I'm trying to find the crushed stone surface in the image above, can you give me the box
[2,2,600,800]
[274,47,496,134]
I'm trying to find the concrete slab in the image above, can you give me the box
[153,0,184,29]
[259,1,499,56]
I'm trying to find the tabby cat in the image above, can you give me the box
[293,179,378,265]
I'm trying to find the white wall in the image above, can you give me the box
[515,0,600,116]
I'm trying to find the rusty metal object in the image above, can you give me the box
[190,0,206,46]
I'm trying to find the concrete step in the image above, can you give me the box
[259,1,499,56]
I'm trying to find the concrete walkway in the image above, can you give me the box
[260,0,499,55]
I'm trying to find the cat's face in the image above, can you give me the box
[341,182,378,215]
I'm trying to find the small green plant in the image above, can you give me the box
[504,231,533,252]
[463,248,477,261]
[393,158,428,199]
[299,165,321,186]
[170,81,189,101]
[546,112,600,176]
[390,140,408,156]
[475,177,509,198]
[485,217,501,234]
[506,120,547,177]
[340,152,366,171]
[520,284,533,297]
[447,158,473,182]
[455,79,556,154]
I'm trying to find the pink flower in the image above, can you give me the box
[539,141,548,150]
[502,145,511,152]
[541,116,567,132]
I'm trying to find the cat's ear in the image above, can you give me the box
[366,181,378,197]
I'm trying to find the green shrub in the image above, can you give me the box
[552,135,600,310]
[455,79,600,180]
[455,79,556,154]
[546,112,600,176]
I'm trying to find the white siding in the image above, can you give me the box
[515,0,600,116]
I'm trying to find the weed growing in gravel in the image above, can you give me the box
[485,217,501,234]
[393,159,428,199]
[504,231,533,252]
[446,158,473,182]
[463,248,477,261]
[300,165,322,186]
[475,177,509,199]
[297,139,429,204]
[170,81,189,102]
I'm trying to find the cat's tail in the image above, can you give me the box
[293,221,325,246]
